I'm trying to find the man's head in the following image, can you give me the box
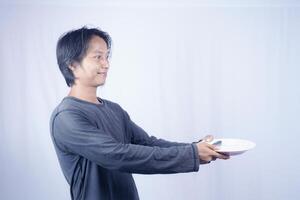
[56,26,112,87]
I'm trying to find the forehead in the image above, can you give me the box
[86,35,109,54]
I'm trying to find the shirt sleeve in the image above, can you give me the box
[123,111,190,147]
[52,109,200,174]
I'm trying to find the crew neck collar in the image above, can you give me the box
[64,96,105,106]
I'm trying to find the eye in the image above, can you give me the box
[95,55,101,59]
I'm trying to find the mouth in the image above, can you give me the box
[97,72,107,75]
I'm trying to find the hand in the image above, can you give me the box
[196,135,230,164]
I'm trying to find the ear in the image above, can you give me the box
[68,61,80,72]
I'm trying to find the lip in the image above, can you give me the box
[97,72,107,75]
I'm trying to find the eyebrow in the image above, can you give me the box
[91,50,110,54]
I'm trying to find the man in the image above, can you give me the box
[50,26,229,200]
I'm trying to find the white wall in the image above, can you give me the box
[0,0,299,199]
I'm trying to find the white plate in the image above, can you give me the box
[208,138,256,156]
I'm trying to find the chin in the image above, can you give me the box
[96,81,105,87]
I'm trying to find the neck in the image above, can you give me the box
[68,84,100,104]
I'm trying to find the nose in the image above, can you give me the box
[100,58,109,70]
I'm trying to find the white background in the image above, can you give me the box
[0,0,299,199]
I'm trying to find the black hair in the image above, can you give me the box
[56,26,112,87]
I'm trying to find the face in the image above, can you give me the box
[70,36,110,87]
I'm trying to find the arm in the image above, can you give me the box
[123,111,189,147]
[52,110,200,174]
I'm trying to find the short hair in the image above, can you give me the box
[56,26,112,87]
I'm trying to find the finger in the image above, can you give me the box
[200,160,211,165]
[203,135,214,142]
[204,148,225,159]
[219,152,230,159]
[205,143,218,151]
[201,155,213,162]
[212,151,230,159]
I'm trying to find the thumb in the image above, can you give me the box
[203,135,214,142]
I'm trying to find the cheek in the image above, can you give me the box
[84,65,98,77]
[88,69,97,76]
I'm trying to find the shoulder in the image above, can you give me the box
[102,98,125,113]
[102,99,131,121]
[102,98,120,108]
[50,98,89,125]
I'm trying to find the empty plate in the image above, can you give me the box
[208,138,256,156]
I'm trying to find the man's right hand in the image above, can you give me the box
[196,135,230,164]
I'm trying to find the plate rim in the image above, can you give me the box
[209,138,256,153]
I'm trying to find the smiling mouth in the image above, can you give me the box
[97,72,107,75]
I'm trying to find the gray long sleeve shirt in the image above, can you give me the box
[49,96,200,200]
